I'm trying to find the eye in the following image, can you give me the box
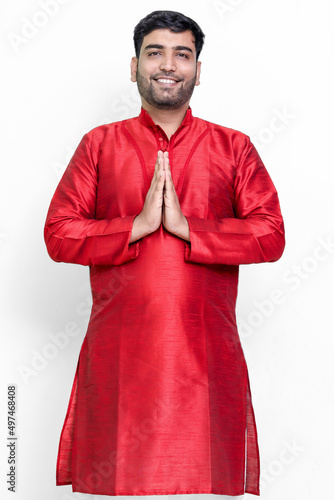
[147,51,189,59]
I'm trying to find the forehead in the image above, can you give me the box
[141,28,196,51]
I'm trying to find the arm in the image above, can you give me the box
[183,137,285,266]
[44,132,141,266]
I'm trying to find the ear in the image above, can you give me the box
[195,60,201,86]
[130,57,138,82]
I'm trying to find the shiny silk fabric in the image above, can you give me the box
[44,106,285,497]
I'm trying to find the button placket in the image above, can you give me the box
[156,131,168,152]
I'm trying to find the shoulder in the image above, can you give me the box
[196,115,250,142]
[82,116,138,148]
[194,115,253,165]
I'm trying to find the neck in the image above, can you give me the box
[141,101,190,138]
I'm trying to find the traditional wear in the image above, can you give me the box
[44,106,285,497]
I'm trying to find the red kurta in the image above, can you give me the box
[44,106,285,497]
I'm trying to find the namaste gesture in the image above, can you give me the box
[130,150,190,242]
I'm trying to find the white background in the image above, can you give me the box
[1,0,333,499]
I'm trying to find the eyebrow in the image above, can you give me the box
[143,44,194,54]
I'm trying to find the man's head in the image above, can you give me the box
[131,11,205,111]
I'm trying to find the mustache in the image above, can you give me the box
[152,74,183,82]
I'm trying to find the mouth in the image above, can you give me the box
[154,77,181,87]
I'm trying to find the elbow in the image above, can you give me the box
[44,226,64,263]
[262,223,286,263]
[269,232,285,262]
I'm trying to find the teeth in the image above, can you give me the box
[157,79,177,83]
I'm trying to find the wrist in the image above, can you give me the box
[136,213,158,236]
[130,213,156,244]
[172,215,190,242]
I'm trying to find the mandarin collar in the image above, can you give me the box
[138,106,194,129]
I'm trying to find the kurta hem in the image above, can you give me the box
[67,488,259,496]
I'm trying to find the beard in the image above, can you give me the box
[136,68,197,110]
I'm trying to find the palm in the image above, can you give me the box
[161,153,188,237]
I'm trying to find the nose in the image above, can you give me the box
[159,53,176,72]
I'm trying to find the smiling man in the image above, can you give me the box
[44,10,285,499]
[133,28,200,112]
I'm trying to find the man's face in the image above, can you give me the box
[130,28,201,110]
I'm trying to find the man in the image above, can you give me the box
[44,10,285,498]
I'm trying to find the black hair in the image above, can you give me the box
[133,10,205,61]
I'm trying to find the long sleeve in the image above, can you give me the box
[44,132,141,266]
[184,137,285,266]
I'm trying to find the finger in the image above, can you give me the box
[151,155,159,186]
[154,151,161,175]
[155,153,165,192]
[152,151,164,187]
[156,170,165,190]
[164,155,173,190]
[160,151,165,172]
[163,164,173,204]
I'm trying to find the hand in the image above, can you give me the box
[129,151,165,243]
[130,150,190,244]
[162,152,190,241]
